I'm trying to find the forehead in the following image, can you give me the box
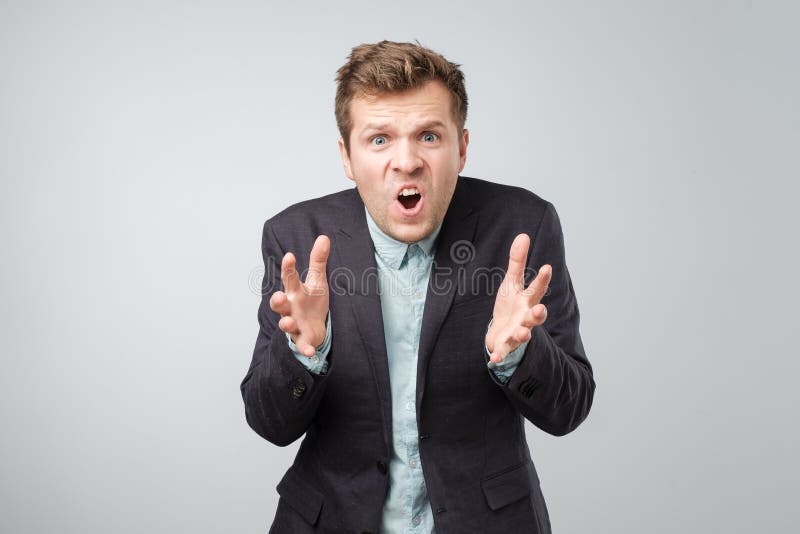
[349,80,455,129]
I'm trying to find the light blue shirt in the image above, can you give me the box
[288,208,528,533]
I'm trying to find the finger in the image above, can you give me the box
[519,307,536,328]
[299,343,316,357]
[281,252,302,294]
[490,346,511,364]
[489,336,514,364]
[532,303,547,324]
[307,235,330,284]
[269,291,292,316]
[490,325,533,364]
[515,326,532,344]
[519,303,548,328]
[278,316,300,336]
[524,264,552,305]
[505,234,530,291]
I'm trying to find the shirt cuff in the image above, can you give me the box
[485,317,528,384]
[287,311,331,375]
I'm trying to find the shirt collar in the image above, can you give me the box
[364,206,442,270]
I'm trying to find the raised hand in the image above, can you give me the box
[485,233,552,364]
[269,235,330,357]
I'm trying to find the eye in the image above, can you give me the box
[372,135,387,146]
[421,132,439,143]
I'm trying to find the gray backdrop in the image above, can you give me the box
[2,1,798,532]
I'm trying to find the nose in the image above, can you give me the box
[391,139,423,175]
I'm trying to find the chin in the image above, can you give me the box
[390,222,435,244]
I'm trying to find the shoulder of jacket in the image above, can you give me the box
[459,175,551,213]
[264,187,358,229]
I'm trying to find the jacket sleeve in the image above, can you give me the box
[240,220,333,446]
[488,202,595,436]
[287,311,332,375]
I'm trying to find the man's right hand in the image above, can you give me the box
[269,235,330,357]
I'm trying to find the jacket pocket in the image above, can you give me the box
[276,466,324,525]
[480,461,533,511]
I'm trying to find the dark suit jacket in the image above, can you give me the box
[241,176,595,534]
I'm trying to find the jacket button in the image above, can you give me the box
[436,507,447,514]
[376,461,388,475]
[291,379,306,400]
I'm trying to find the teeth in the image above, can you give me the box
[399,188,420,197]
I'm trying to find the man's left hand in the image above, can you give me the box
[485,233,552,364]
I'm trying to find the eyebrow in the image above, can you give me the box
[360,120,448,134]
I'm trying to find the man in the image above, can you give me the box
[241,41,594,534]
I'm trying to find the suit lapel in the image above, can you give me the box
[332,189,393,453]
[416,179,478,407]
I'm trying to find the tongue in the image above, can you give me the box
[398,194,421,210]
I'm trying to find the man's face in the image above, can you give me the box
[339,80,469,244]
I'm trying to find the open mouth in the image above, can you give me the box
[397,187,422,210]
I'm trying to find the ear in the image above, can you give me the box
[338,137,354,181]
[458,128,469,172]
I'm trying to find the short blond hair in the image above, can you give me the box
[335,40,468,152]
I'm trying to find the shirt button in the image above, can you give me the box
[414,291,422,298]
[405,401,414,411]
[409,459,417,468]
[412,516,421,526]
